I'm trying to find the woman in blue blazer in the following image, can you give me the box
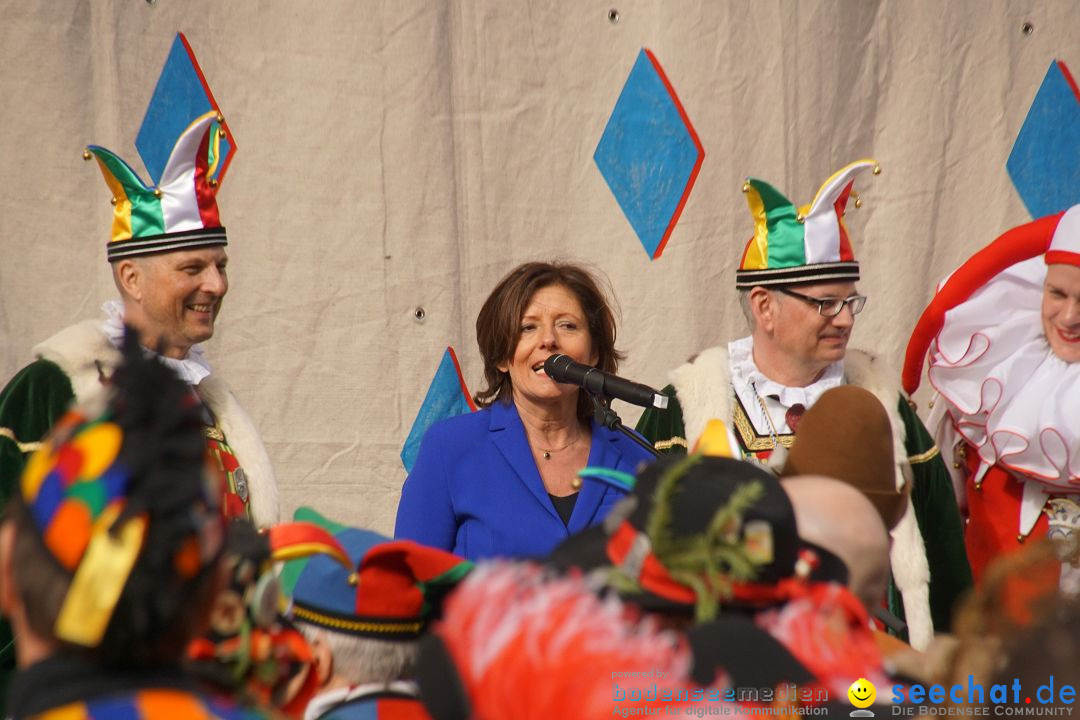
[394,262,655,561]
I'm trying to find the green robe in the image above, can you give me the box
[636,344,972,646]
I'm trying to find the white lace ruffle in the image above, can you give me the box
[728,335,844,409]
[101,299,213,386]
[928,257,1080,491]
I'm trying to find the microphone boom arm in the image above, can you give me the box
[590,395,661,459]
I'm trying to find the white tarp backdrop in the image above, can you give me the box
[2,1,1077,532]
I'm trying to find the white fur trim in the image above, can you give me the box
[33,320,120,406]
[669,344,934,649]
[668,346,732,454]
[889,503,933,649]
[33,321,279,527]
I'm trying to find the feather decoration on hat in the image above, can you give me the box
[433,562,708,720]
[754,583,889,696]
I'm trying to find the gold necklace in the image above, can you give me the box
[749,382,781,450]
[536,432,582,460]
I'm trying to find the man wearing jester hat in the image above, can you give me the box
[637,160,971,650]
[0,39,278,709]
[905,204,1080,591]
[0,42,277,530]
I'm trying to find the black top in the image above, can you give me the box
[548,492,578,527]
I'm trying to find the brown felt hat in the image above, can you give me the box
[780,385,908,530]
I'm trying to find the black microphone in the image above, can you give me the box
[543,354,669,410]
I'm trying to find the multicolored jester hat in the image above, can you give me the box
[83,32,237,261]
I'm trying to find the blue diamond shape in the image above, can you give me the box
[400,347,475,473]
[136,33,236,188]
[595,48,704,259]
[1007,60,1080,219]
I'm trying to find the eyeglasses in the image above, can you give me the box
[777,288,867,317]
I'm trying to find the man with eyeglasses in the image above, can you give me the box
[637,160,970,649]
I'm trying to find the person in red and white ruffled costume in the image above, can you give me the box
[904,205,1080,589]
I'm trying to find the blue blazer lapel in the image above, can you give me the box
[489,401,562,524]
[567,421,625,533]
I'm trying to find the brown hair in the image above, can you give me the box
[474,261,624,417]
[7,498,71,644]
[6,495,219,667]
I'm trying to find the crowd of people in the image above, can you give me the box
[1,36,1078,720]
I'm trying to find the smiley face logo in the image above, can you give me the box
[848,678,876,708]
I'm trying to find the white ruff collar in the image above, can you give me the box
[728,335,844,408]
[304,681,420,720]
[101,300,213,385]
[929,257,1080,491]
